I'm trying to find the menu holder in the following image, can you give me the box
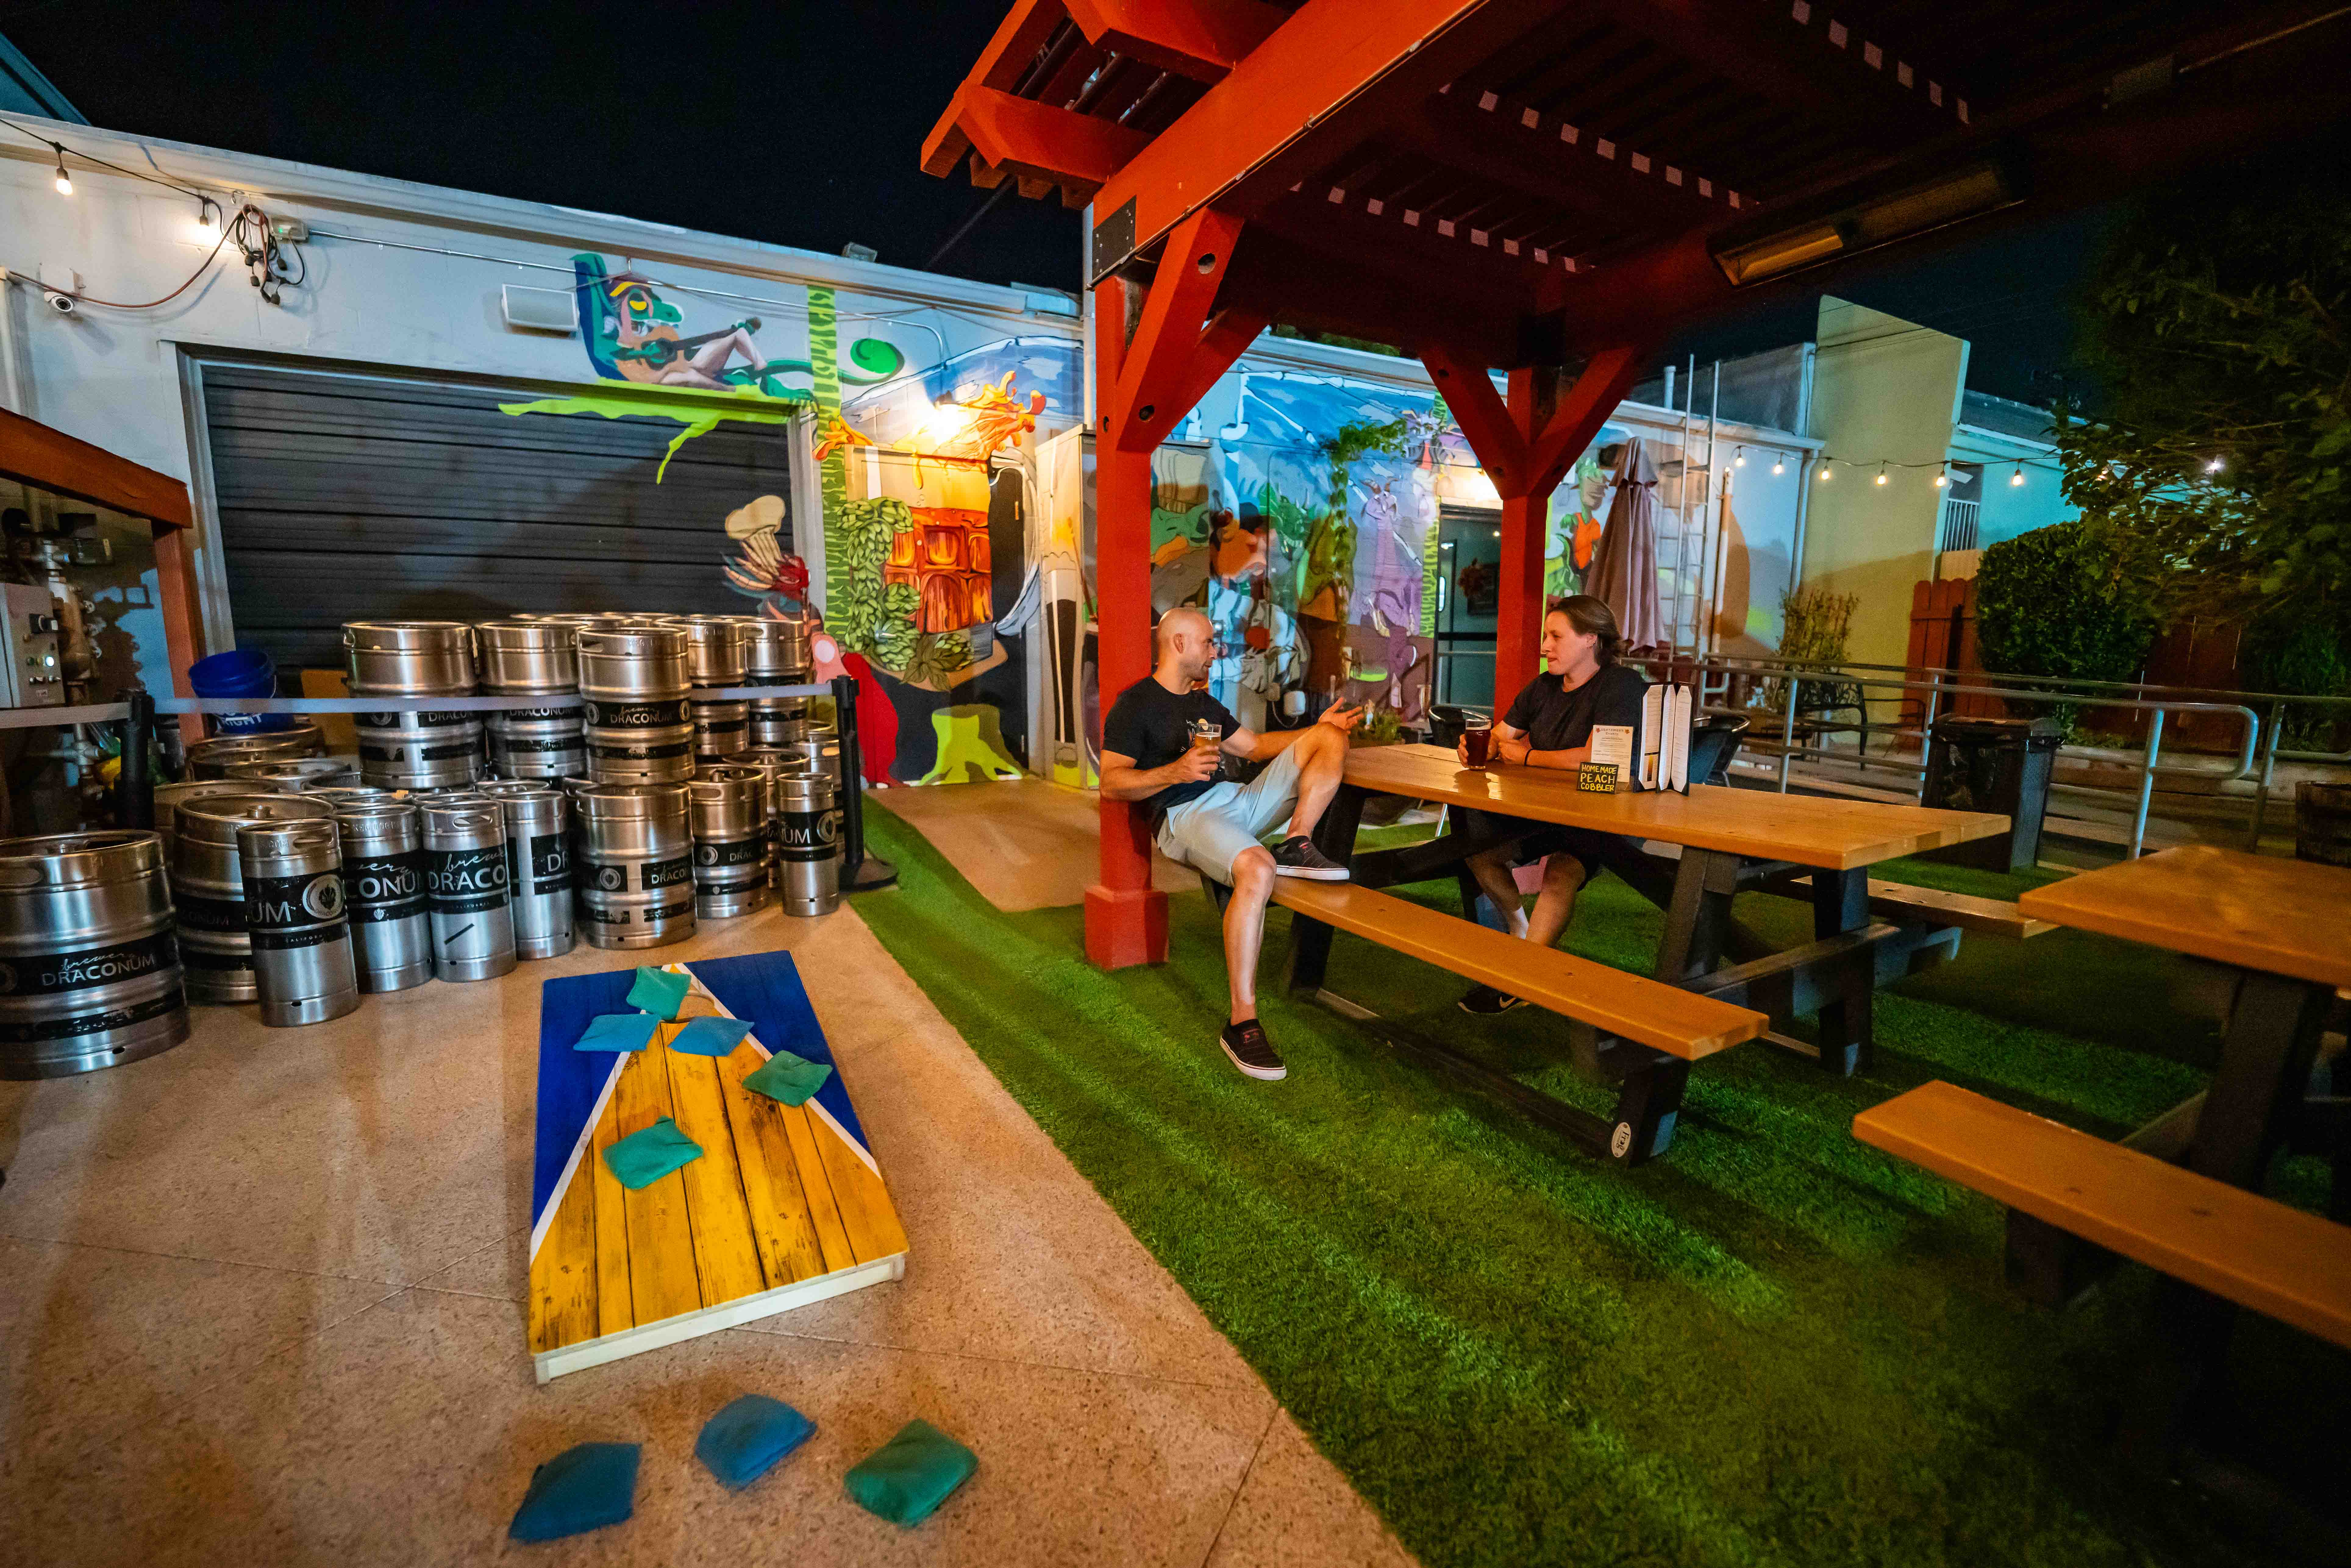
[1637,684,1695,793]
[1587,723,1633,791]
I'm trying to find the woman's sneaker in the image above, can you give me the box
[1220,1020,1288,1080]
[1458,985,1527,1015]
[1272,837,1349,880]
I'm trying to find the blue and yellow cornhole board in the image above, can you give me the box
[527,951,908,1382]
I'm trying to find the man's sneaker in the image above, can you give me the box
[1220,1020,1288,1081]
[1272,836,1349,881]
[1458,984,1528,1015]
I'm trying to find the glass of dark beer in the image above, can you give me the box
[1461,714,1493,767]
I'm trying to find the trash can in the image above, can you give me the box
[1921,715,2060,872]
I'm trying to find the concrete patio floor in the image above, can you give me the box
[0,893,1412,1566]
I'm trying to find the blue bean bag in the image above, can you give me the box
[671,1017,755,1057]
[695,1393,816,1490]
[508,1441,639,1542]
[573,1013,660,1054]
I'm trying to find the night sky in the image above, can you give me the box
[9,1,2095,404]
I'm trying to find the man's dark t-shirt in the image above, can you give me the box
[1501,663,1648,753]
[1103,678,1237,830]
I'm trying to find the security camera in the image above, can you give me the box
[41,288,75,316]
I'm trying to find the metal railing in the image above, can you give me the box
[1617,651,2351,858]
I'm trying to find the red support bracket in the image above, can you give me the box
[1105,208,1257,452]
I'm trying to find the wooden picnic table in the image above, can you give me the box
[2017,846,2351,1201]
[1303,743,2011,1073]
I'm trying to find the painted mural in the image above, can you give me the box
[503,252,1084,786]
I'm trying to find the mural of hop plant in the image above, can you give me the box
[831,497,913,655]
[723,529,810,601]
[877,583,921,672]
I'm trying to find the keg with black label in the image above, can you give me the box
[774,772,841,918]
[679,615,750,764]
[0,831,189,1080]
[738,616,813,745]
[332,800,432,994]
[174,793,336,1004]
[576,625,693,783]
[474,782,573,960]
[421,798,516,981]
[686,773,769,919]
[573,782,695,949]
[238,816,359,1027]
[228,757,361,793]
[184,725,326,779]
[476,619,585,779]
[346,621,483,790]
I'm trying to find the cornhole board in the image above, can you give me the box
[527,951,908,1382]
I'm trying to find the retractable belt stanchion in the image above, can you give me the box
[831,674,896,892]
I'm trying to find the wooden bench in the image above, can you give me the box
[1853,1080,2351,1351]
[1863,880,2056,940]
[1261,876,1768,1165]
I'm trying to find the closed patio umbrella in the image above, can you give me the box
[1585,436,1663,651]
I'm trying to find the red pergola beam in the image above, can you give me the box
[1087,0,1561,279]
[951,87,1152,194]
[921,0,1071,180]
[1065,0,1288,83]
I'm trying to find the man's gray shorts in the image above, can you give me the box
[1154,747,1305,885]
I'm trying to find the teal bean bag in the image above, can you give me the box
[743,1050,832,1107]
[602,1116,703,1190]
[626,965,690,1020]
[696,1394,816,1490]
[844,1418,976,1527]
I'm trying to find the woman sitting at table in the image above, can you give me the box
[1454,595,1648,1014]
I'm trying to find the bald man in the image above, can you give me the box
[1100,606,1361,1082]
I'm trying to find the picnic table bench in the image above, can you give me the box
[1309,745,2011,1074]
[1858,847,2351,1501]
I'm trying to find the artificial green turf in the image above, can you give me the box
[849,804,2350,1567]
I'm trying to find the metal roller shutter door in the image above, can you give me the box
[201,362,793,671]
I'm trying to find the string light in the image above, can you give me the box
[52,144,71,196]
[1771,455,1785,476]
[1818,463,1833,482]
[1932,462,1948,487]
[1875,462,1889,486]
[196,198,218,233]
[2010,465,2026,487]
[2204,456,2225,474]
[1733,446,1747,467]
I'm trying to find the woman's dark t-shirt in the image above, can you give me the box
[1501,663,1648,753]
[1102,677,1237,829]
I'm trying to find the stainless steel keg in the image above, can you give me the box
[306,786,398,810]
[678,615,750,764]
[773,772,842,918]
[738,616,813,745]
[228,757,361,792]
[476,619,585,779]
[237,816,359,1027]
[174,793,335,1004]
[332,800,432,993]
[345,621,483,790]
[420,798,516,981]
[155,779,268,864]
[185,725,326,779]
[576,625,693,783]
[474,783,573,959]
[0,831,188,1079]
[787,731,843,787]
[686,773,769,919]
[573,782,695,949]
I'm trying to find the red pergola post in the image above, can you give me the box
[1422,344,1652,700]
[1084,209,1268,970]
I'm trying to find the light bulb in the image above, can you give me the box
[1734,447,1747,467]
[1875,464,1889,486]
[1771,456,1785,476]
[1932,464,1947,488]
[2010,465,2025,487]
[1818,465,1833,482]
[52,157,71,197]
[2204,456,2224,474]
[197,201,217,232]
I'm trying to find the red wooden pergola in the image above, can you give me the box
[926,0,2351,969]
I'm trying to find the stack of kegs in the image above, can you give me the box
[0,829,189,1079]
[572,781,695,949]
[227,757,360,793]
[739,616,813,747]
[576,624,693,783]
[476,620,584,779]
[344,622,483,790]
[678,616,750,765]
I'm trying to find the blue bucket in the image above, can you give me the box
[188,647,290,734]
